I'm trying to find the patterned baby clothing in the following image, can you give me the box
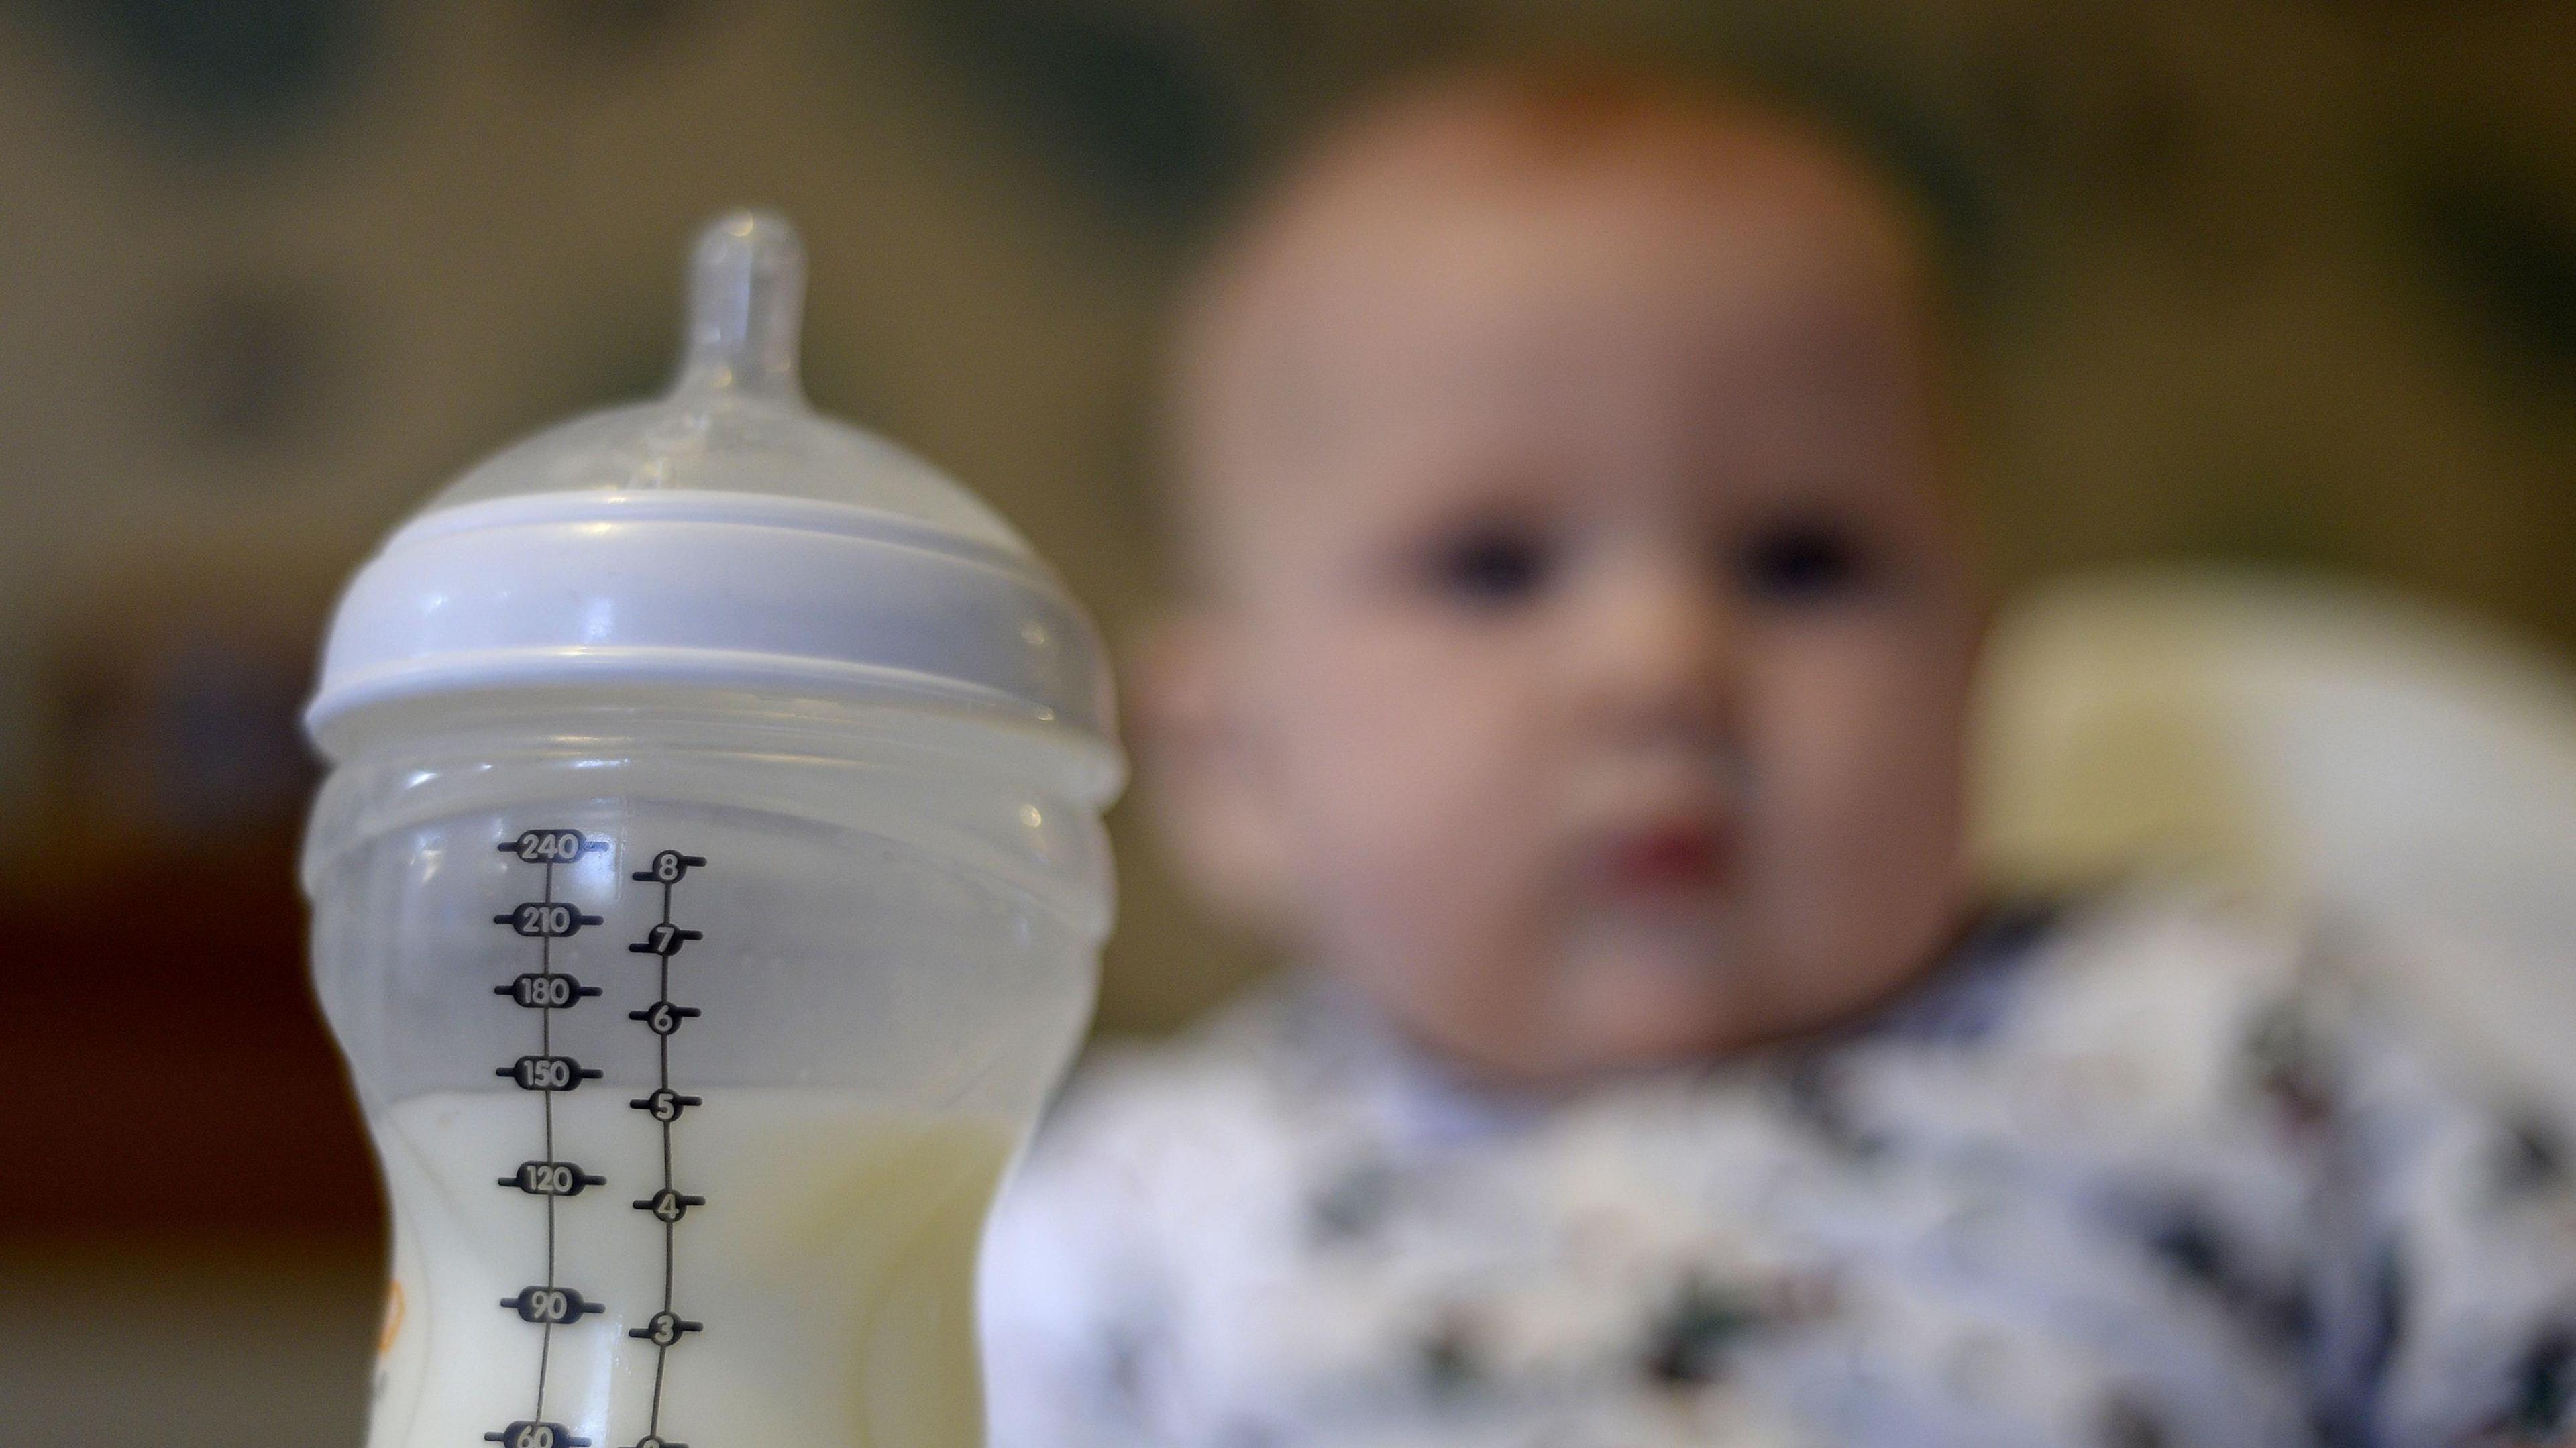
[979,891,2576,1447]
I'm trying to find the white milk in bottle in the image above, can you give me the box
[301,212,1122,1448]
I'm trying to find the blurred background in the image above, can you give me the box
[0,1,2568,1443]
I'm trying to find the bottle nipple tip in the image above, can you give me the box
[700,207,798,258]
[680,208,806,402]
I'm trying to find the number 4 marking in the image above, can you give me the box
[633,1187,706,1223]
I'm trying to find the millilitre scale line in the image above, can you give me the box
[488,830,611,1448]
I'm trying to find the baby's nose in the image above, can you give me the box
[1570,555,1739,739]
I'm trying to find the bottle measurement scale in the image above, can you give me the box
[483,828,711,1448]
[625,847,708,1448]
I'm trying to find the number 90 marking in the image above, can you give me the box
[503,1285,603,1323]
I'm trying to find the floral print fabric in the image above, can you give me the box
[979,893,2576,1447]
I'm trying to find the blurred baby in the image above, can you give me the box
[980,62,2576,1448]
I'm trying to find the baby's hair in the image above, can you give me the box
[1174,54,1940,352]
[1159,55,1962,595]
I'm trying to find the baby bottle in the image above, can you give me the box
[300,212,1122,1448]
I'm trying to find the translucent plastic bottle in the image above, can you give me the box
[300,213,1122,1448]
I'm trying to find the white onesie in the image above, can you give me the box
[981,891,2576,1448]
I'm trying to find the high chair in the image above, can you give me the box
[1976,569,2576,1099]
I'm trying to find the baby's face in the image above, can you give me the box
[1171,142,1982,1080]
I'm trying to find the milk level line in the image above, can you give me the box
[627,850,707,1448]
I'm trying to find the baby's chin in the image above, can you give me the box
[1509,917,1916,1080]
[1367,926,1797,1085]
[1546,927,1793,1068]
[1348,903,1953,1085]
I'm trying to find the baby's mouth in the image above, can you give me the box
[1593,818,1736,901]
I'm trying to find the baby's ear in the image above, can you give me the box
[1130,610,1299,934]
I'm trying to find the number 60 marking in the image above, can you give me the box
[481,1419,588,1448]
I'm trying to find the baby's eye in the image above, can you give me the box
[1734,518,1869,605]
[1426,524,1553,607]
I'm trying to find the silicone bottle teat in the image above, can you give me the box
[407,211,1022,549]
[305,208,1120,792]
[677,209,805,402]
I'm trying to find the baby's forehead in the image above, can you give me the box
[1173,82,1943,568]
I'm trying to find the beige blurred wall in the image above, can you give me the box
[0,12,2567,1438]
[0,0,2569,1038]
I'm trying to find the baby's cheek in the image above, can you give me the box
[1287,626,1546,852]
[1275,627,1568,1027]
[1746,621,1971,957]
